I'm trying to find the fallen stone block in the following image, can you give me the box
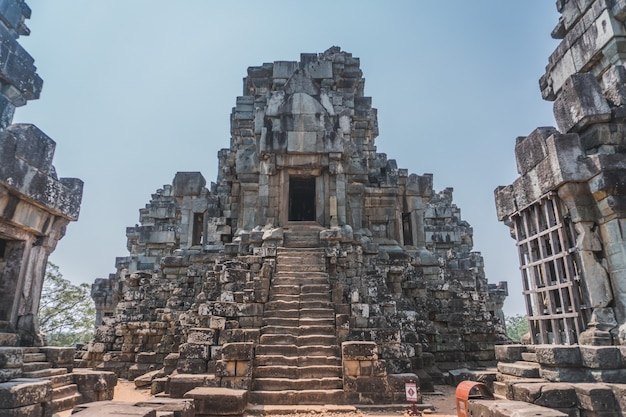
[169,374,218,398]
[183,387,248,415]
[135,397,195,417]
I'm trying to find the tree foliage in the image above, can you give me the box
[39,262,95,346]
[506,314,530,342]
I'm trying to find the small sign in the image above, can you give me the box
[405,381,418,402]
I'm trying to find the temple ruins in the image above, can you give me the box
[86,45,508,407]
[488,0,626,415]
[0,1,116,416]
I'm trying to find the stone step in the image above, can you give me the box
[300,300,333,309]
[253,365,341,379]
[53,383,80,400]
[300,293,332,302]
[48,373,74,388]
[301,284,331,294]
[274,259,328,278]
[249,389,345,405]
[282,233,321,248]
[23,352,47,363]
[23,368,68,378]
[256,344,339,357]
[299,317,335,326]
[272,276,329,286]
[22,347,40,354]
[299,308,335,319]
[271,285,301,296]
[52,392,83,413]
[497,361,541,378]
[260,334,297,345]
[274,271,328,279]
[297,335,337,346]
[23,361,52,372]
[261,325,336,336]
[255,355,341,367]
[265,300,300,311]
[264,309,300,318]
[252,377,343,391]
[263,317,300,327]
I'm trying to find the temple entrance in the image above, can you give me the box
[289,177,316,221]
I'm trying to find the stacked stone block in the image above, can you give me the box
[342,341,420,404]
[496,344,626,415]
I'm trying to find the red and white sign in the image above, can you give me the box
[405,381,418,402]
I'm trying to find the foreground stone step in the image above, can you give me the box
[249,389,345,405]
[52,384,83,413]
[252,377,343,391]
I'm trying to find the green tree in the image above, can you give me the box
[39,262,95,346]
[506,314,530,342]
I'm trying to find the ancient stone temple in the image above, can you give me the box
[491,1,626,415]
[87,46,508,405]
[0,1,116,416]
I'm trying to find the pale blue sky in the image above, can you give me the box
[15,1,560,316]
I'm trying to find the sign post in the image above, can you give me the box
[405,380,421,415]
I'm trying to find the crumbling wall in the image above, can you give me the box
[496,0,626,347]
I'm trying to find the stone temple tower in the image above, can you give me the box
[88,47,507,405]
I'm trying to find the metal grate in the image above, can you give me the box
[512,194,590,345]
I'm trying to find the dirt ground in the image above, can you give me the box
[56,381,458,417]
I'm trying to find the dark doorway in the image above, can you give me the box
[402,212,413,246]
[289,177,316,221]
[0,238,24,323]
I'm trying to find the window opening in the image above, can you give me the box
[192,213,204,246]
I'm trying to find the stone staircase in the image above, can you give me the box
[250,247,344,405]
[22,347,83,413]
